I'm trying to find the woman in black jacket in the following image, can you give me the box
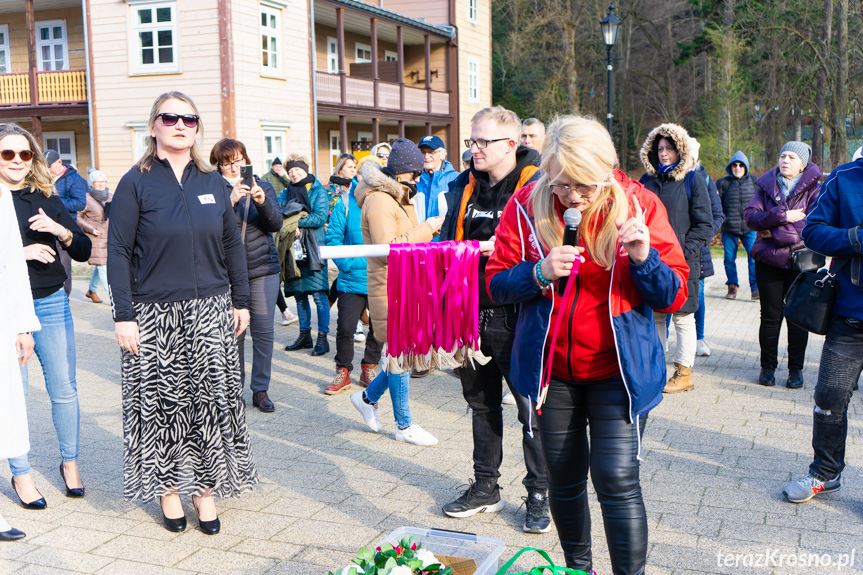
[2,123,91,509]
[108,92,256,535]
[639,123,713,393]
[210,138,282,413]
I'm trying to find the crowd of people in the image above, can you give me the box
[1,91,861,575]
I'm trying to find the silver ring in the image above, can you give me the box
[636,226,648,234]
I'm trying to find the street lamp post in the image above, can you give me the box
[600,4,621,136]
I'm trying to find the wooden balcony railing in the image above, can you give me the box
[315,71,449,115]
[0,70,87,107]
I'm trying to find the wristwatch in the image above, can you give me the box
[59,229,73,243]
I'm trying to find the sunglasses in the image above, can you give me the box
[1,149,34,161]
[157,113,200,128]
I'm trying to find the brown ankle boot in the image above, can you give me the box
[664,362,693,394]
[725,284,738,299]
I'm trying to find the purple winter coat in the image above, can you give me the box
[744,162,822,270]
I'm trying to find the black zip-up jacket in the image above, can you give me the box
[11,187,92,300]
[108,158,250,323]
[228,176,282,279]
[440,146,541,308]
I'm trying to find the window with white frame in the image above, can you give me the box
[125,121,150,163]
[468,0,478,23]
[329,130,341,169]
[468,58,480,103]
[0,25,10,73]
[355,43,372,64]
[260,5,280,74]
[384,50,397,62]
[130,1,178,73]
[327,37,338,73]
[36,20,69,71]
[43,132,77,166]
[261,125,289,173]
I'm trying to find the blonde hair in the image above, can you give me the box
[530,115,627,270]
[471,106,521,142]
[135,92,210,173]
[0,123,55,197]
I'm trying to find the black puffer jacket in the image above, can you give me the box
[228,177,282,280]
[639,123,713,314]
[716,151,757,236]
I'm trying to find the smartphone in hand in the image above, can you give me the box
[241,165,254,189]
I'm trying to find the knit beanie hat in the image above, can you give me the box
[271,157,282,166]
[386,138,424,175]
[780,141,811,166]
[44,149,61,166]
[285,158,309,174]
[88,169,107,186]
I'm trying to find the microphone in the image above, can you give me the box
[558,208,582,296]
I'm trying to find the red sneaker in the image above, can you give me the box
[325,368,351,395]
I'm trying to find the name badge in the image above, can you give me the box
[198,194,216,205]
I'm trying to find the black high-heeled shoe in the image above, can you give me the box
[10,477,47,510]
[0,528,26,542]
[59,463,85,498]
[192,498,220,535]
[159,497,187,533]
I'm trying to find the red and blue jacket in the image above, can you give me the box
[485,171,689,425]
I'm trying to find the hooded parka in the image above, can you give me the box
[639,123,713,313]
[716,151,758,236]
[356,161,436,343]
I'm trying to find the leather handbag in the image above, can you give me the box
[791,248,826,273]
[783,268,839,335]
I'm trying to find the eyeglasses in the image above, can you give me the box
[219,159,244,169]
[549,183,603,197]
[156,113,200,128]
[464,138,511,150]
[0,149,34,161]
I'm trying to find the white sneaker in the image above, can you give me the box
[281,310,298,326]
[354,320,366,342]
[501,392,516,405]
[394,423,438,446]
[696,339,711,357]
[350,391,381,432]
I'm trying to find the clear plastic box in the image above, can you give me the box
[379,526,506,575]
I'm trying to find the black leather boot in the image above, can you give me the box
[285,329,312,351]
[311,332,330,356]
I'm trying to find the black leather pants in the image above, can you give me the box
[538,377,647,575]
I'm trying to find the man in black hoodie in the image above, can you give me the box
[439,106,549,533]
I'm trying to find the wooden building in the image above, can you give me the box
[0,0,491,183]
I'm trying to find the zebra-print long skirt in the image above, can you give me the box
[121,293,258,502]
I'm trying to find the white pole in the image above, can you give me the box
[319,241,493,260]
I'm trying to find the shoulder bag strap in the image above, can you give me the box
[240,194,251,244]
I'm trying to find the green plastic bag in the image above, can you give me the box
[494,547,591,575]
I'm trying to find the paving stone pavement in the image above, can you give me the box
[2,261,862,575]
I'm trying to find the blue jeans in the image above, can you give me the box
[695,278,706,340]
[9,289,80,476]
[365,370,411,428]
[294,290,329,333]
[722,231,757,290]
[89,264,108,294]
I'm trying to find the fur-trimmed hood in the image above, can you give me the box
[355,160,409,209]
[639,123,696,182]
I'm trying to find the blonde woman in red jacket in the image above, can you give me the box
[486,115,688,574]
